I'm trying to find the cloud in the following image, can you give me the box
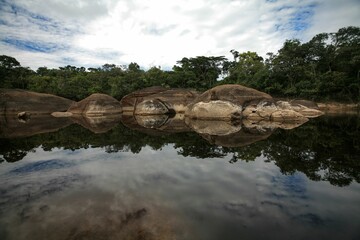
[0,0,359,70]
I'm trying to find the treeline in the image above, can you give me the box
[1,26,359,102]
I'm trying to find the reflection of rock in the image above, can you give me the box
[0,89,74,115]
[121,114,191,135]
[51,112,73,117]
[242,118,308,130]
[200,127,274,148]
[185,118,242,136]
[70,114,122,133]
[0,114,73,138]
[135,114,169,128]
[67,93,122,116]
[185,118,274,147]
[121,86,200,114]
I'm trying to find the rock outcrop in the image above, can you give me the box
[67,93,122,116]
[120,86,167,113]
[186,84,323,122]
[242,100,308,122]
[121,86,200,115]
[0,85,325,140]
[185,84,272,120]
[0,89,74,115]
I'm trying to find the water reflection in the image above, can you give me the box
[0,113,360,239]
[1,114,360,187]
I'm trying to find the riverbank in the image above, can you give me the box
[317,102,360,115]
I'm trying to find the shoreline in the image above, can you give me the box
[317,102,360,115]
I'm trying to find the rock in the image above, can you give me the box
[186,84,272,119]
[242,99,309,122]
[121,86,200,114]
[134,99,169,115]
[270,109,308,121]
[51,112,73,117]
[17,111,30,121]
[141,89,200,113]
[120,86,168,113]
[186,100,243,120]
[67,93,122,116]
[191,84,272,105]
[290,99,320,109]
[242,100,278,120]
[0,89,74,115]
[277,100,324,118]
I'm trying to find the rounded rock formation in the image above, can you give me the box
[67,93,122,116]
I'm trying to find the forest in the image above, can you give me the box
[1,26,359,102]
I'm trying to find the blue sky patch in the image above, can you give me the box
[289,4,317,32]
[10,159,74,174]
[2,38,65,53]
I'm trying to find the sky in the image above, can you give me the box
[0,0,359,70]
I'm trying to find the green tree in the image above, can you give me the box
[174,56,227,90]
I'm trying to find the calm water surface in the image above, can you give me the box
[0,115,359,240]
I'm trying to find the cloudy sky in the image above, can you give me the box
[0,0,359,70]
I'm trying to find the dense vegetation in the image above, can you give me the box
[1,26,359,102]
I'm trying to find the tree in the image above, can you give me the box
[174,56,227,90]
[223,51,268,90]
[0,55,33,89]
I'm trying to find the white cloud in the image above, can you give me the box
[0,0,359,70]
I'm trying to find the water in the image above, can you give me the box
[0,115,359,240]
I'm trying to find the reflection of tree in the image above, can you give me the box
[262,116,360,186]
[1,115,359,187]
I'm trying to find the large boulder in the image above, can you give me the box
[186,100,243,120]
[121,86,200,115]
[67,93,122,116]
[134,99,169,115]
[242,99,322,121]
[120,86,168,113]
[0,89,74,115]
[140,89,200,113]
[185,84,272,120]
[277,100,324,118]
